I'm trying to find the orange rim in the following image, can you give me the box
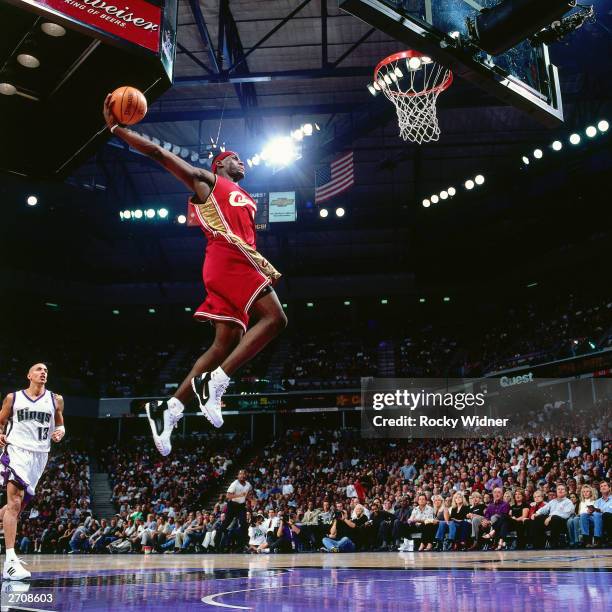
[374,50,453,98]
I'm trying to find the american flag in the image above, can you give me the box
[314,151,354,203]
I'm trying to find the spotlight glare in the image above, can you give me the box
[252,154,260,165]
[533,149,543,159]
[465,180,475,190]
[569,133,581,145]
[431,194,439,204]
[422,199,431,208]
[17,54,40,68]
[247,159,253,168]
[41,22,66,37]
[408,56,422,70]
[158,208,168,219]
[448,187,456,196]
[134,209,143,219]
[123,209,131,218]
[302,123,313,136]
[597,119,609,133]
[440,190,448,200]
[0,83,16,96]
[177,214,187,224]
[319,209,329,218]
[585,125,597,138]
[522,156,530,165]
[335,207,345,217]
[26,195,38,206]
[261,137,297,167]
[552,140,562,151]
[292,128,304,141]
[145,209,155,219]
[474,174,485,185]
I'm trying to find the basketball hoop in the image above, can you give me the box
[372,50,453,144]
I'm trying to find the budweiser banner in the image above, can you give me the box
[28,0,162,52]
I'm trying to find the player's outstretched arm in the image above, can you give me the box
[102,94,215,192]
[51,394,65,443]
[0,393,14,447]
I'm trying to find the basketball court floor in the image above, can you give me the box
[2,550,610,611]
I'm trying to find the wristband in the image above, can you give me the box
[54,425,65,434]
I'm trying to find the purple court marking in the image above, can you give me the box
[6,566,610,611]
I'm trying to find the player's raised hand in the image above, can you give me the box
[103,94,117,130]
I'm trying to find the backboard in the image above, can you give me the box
[339,0,563,127]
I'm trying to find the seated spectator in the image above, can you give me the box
[369,501,395,551]
[447,493,470,550]
[507,489,529,549]
[533,484,575,548]
[582,480,612,547]
[467,491,487,551]
[322,506,367,552]
[407,494,435,552]
[248,514,268,553]
[480,487,510,551]
[432,495,451,550]
[525,490,547,549]
[568,484,595,547]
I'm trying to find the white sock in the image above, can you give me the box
[213,366,230,382]
[5,548,18,562]
[167,397,184,413]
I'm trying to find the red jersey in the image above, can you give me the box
[190,175,257,248]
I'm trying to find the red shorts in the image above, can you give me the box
[194,239,280,332]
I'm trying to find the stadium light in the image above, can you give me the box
[134,209,143,219]
[431,194,439,204]
[27,195,38,206]
[112,309,120,315]
[335,207,345,217]
[443,296,451,302]
[0,83,17,95]
[419,298,426,303]
[145,209,155,219]
[307,302,314,308]
[474,175,485,185]
[158,208,168,219]
[302,123,313,136]
[552,140,562,151]
[184,307,192,312]
[344,300,351,306]
[522,156,530,165]
[292,128,304,141]
[408,56,421,70]
[598,119,609,133]
[585,125,597,138]
[381,299,388,304]
[533,149,543,159]
[177,214,187,224]
[319,209,329,218]
[465,180,474,190]
[448,187,456,196]
[148,308,156,314]
[261,137,297,167]
[569,133,581,145]
[422,199,431,208]
[440,191,448,200]
[588,340,596,350]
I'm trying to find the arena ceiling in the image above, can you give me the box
[2,0,612,301]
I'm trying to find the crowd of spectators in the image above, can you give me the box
[2,294,610,398]
[8,427,611,556]
[13,448,91,554]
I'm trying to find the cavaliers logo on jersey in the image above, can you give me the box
[228,191,257,213]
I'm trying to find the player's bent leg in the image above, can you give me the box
[196,289,287,427]
[191,322,243,428]
[3,483,30,581]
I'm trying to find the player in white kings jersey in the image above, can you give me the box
[0,363,65,580]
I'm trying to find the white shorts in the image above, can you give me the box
[0,445,49,504]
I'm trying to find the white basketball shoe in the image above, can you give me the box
[190,369,228,428]
[145,399,184,456]
[3,558,31,581]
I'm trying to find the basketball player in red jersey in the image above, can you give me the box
[103,96,287,456]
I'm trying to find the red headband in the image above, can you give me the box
[212,151,237,174]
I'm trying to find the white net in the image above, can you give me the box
[375,55,452,144]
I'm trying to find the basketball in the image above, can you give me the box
[109,86,147,126]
